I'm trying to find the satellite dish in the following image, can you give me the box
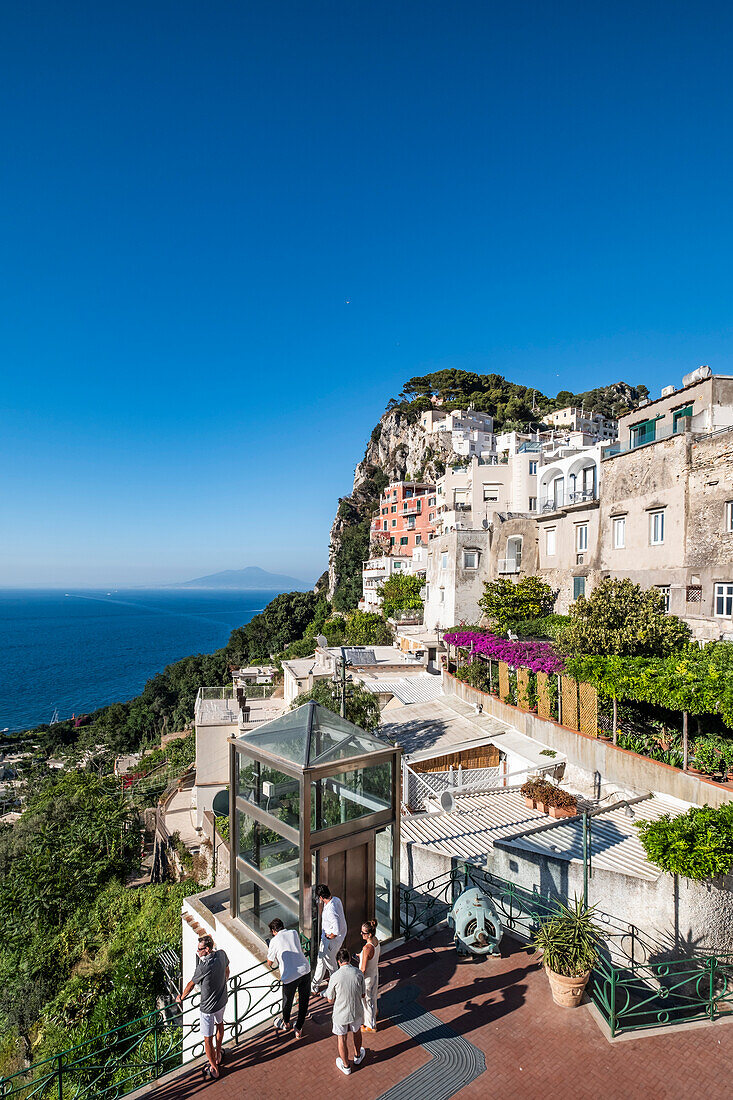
[212,789,230,817]
[316,634,328,649]
[440,790,456,813]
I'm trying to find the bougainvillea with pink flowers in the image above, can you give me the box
[444,631,565,675]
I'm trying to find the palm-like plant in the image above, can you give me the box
[531,898,602,977]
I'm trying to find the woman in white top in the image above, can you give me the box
[359,919,381,1031]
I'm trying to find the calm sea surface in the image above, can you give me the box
[0,589,279,733]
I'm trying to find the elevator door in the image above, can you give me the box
[320,832,375,957]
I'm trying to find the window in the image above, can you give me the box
[573,576,586,599]
[529,460,538,475]
[649,510,665,545]
[383,521,387,531]
[441,552,448,569]
[613,516,626,548]
[463,550,478,569]
[439,588,445,603]
[656,585,671,612]
[726,502,733,532]
[415,534,422,545]
[429,512,435,521]
[631,419,657,448]
[311,762,392,831]
[576,524,588,552]
[529,497,537,512]
[546,528,556,556]
[390,537,395,546]
[483,485,500,502]
[672,404,693,433]
[400,536,408,545]
[381,508,388,515]
[553,476,565,509]
[391,505,397,513]
[715,583,733,617]
[391,519,397,527]
[393,561,402,569]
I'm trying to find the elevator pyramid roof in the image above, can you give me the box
[237,699,395,768]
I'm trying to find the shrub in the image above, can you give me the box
[558,578,691,658]
[444,631,564,675]
[636,803,733,880]
[479,576,556,632]
[513,615,570,640]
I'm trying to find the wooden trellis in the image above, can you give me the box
[498,661,510,703]
[561,676,579,731]
[517,668,531,710]
[536,672,551,720]
[579,681,598,737]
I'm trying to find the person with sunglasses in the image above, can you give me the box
[178,935,230,1081]
[358,920,380,1031]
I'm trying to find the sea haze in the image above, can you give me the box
[0,589,279,733]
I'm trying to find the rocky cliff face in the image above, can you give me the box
[327,409,457,604]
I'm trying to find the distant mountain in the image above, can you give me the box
[172,567,312,591]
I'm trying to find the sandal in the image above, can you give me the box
[274,1017,291,1034]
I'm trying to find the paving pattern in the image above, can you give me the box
[139,928,733,1100]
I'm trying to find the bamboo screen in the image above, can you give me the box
[498,661,510,702]
[561,676,579,731]
[411,744,502,772]
[579,681,598,737]
[536,672,551,720]
[517,668,530,710]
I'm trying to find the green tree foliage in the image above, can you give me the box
[224,590,319,663]
[291,678,381,732]
[332,516,372,611]
[479,576,556,631]
[559,578,691,658]
[0,772,139,934]
[636,803,733,881]
[343,610,393,645]
[379,573,424,619]
[565,642,733,728]
[0,772,194,1064]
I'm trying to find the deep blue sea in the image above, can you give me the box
[0,589,280,733]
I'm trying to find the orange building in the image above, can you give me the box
[370,481,437,552]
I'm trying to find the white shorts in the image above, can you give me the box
[333,1020,362,1035]
[200,1007,225,1037]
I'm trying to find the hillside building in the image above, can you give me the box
[370,480,436,554]
[420,407,495,456]
[543,405,618,441]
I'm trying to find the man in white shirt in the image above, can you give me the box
[311,883,347,993]
[266,918,311,1038]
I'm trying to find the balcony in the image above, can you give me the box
[403,502,422,515]
[539,489,598,512]
[602,417,698,459]
[498,556,522,574]
[453,502,472,512]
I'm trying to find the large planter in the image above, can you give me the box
[549,805,576,819]
[545,967,591,1008]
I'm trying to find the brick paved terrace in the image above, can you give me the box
[134,929,733,1100]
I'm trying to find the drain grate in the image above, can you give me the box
[375,984,486,1100]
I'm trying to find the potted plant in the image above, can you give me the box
[691,738,725,778]
[532,778,556,814]
[520,779,538,809]
[531,898,602,1008]
[546,786,578,819]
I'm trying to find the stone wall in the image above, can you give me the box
[442,671,733,808]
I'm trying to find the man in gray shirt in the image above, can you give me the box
[178,935,230,1080]
[325,947,366,1075]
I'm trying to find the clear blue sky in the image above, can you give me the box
[2,1,733,587]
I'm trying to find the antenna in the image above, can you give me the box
[440,790,456,813]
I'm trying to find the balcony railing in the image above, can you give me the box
[0,960,293,1100]
[602,417,696,458]
[539,489,598,512]
[498,557,522,574]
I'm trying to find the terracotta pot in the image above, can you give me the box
[524,797,537,809]
[549,805,577,819]
[546,967,591,1008]
[536,802,548,814]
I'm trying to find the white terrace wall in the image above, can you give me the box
[443,672,733,808]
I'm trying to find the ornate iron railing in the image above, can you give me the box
[400,863,733,1037]
[0,961,285,1099]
